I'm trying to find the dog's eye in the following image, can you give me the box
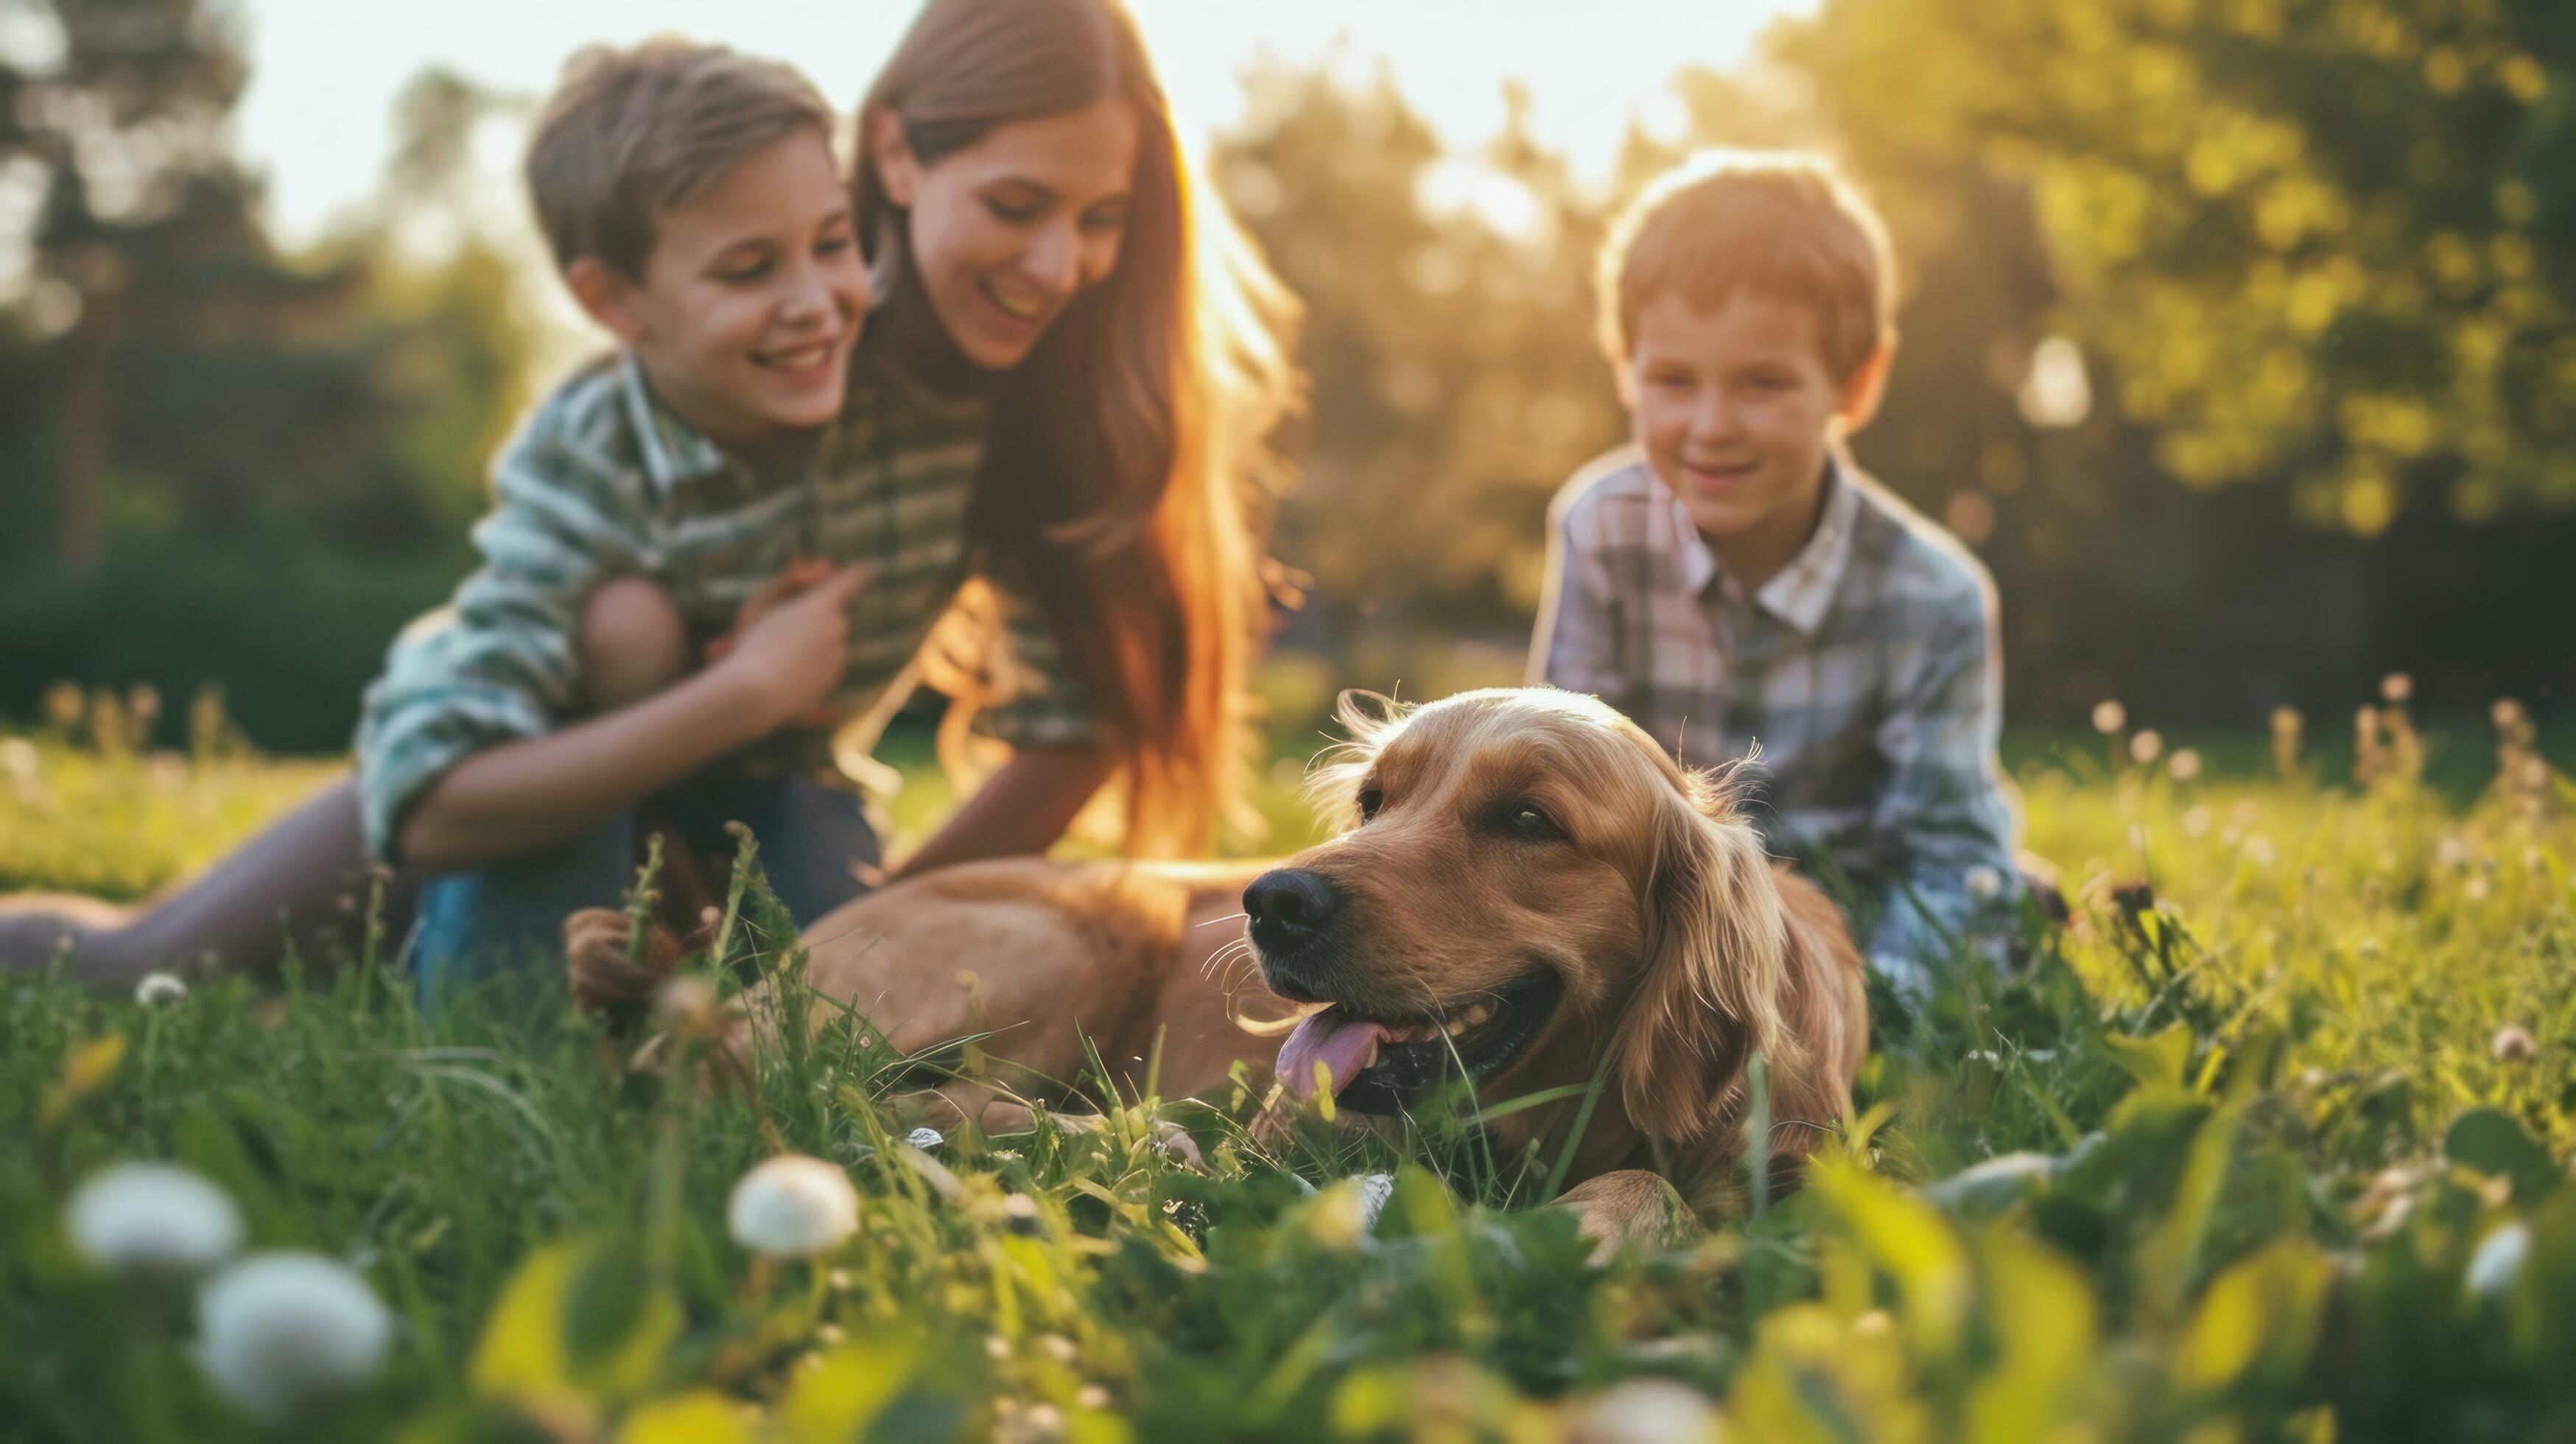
[1506,803,1563,841]
[1355,786,1383,821]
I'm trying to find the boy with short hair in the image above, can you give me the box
[357,38,1094,990]
[1531,150,2021,997]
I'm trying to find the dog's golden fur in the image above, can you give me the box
[619,687,1867,1247]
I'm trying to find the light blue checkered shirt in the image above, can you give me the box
[355,346,1095,863]
[1531,446,2022,992]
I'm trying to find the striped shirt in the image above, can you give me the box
[1531,446,2021,992]
[354,345,1094,862]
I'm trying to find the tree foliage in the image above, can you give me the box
[1788,0,2576,534]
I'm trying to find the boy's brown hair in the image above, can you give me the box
[526,37,833,278]
[1597,149,1896,383]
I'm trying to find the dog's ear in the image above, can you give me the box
[1613,785,1791,1143]
[1304,690,1408,827]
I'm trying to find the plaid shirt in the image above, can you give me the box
[354,344,1095,863]
[1531,446,2020,992]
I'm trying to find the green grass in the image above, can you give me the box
[4,688,2574,1440]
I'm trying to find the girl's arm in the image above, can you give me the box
[399,568,868,873]
[892,743,1118,879]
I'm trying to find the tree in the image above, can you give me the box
[1783,0,2576,535]
[0,11,534,746]
[2,0,256,564]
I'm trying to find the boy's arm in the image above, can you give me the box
[396,569,865,872]
[358,385,837,872]
[1861,596,2021,995]
[1528,491,1626,701]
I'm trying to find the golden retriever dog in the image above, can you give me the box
[593,687,1867,1252]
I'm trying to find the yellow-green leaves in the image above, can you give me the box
[471,1238,682,1431]
[2181,1241,2332,1393]
[2105,1022,2194,1095]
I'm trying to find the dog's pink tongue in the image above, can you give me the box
[1277,1010,1386,1099]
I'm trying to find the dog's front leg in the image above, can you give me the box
[1551,1169,1699,1263]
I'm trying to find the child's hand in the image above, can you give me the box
[704,556,838,663]
[714,563,868,732]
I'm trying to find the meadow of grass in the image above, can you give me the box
[4,681,2573,1440]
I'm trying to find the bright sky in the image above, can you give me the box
[235,0,1817,243]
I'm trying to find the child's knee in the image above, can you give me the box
[579,575,688,712]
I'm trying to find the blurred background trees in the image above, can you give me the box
[1,0,2568,751]
[0,0,527,749]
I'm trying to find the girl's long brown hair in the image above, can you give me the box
[857,0,1300,857]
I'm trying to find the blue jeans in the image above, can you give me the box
[410,771,878,1003]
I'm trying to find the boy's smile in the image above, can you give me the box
[579,128,869,448]
[1623,290,1881,591]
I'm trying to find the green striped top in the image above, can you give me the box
[354,343,1094,863]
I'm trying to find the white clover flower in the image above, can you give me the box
[2492,1024,2538,1062]
[905,1126,945,1152]
[2466,1221,2530,1299]
[194,1252,393,1421]
[135,970,189,1008]
[728,1154,860,1258]
[66,1162,242,1274]
[2091,699,2126,735]
[1569,1377,1724,1443]
[1964,864,2003,901]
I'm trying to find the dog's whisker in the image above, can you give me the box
[1194,912,1249,929]
[1201,937,1254,981]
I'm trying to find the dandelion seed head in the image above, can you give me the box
[2167,748,2203,782]
[67,1162,242,1274]
[194,1252,393,1421]
[1570,1377,1723,1444]
[2130,729,2163,765]
[727,1154,860,1258]
[134,971,189,1008]
[2182,805,2213,838]
[2091,699,2126,735]
[2382,672,2413,704]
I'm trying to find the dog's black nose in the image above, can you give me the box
[1244,868,1341,939]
